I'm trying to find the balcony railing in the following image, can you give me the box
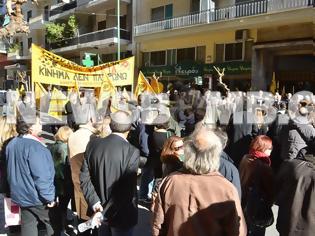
[135,0,314,36]
[50,28,131,50]
[50,1,77,17]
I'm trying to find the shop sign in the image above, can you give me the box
[204,61,251,75]
[141,66,174,76]
[174,63,203,76]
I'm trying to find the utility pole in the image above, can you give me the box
[117,0,120,60]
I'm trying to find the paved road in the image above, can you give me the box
[0,193,279,236]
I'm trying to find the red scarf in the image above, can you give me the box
[249,149,271,166]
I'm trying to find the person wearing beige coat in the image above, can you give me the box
[68,123,98,221]
[152,124,247,236]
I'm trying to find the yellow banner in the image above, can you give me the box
[31,44,134,87]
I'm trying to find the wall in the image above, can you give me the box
[139,29,257,64]
[257,23,313,42]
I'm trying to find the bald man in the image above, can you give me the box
[80,111,140,236]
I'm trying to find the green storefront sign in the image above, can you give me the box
[141,66,174,76]
[141,61,251,77]
[204,61,251,75]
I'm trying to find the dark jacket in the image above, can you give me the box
[6,136,55,207]
[219,152,242,198]
[226,111,254,166]
[80,134,140,228]
[48,141,68,196]
[239,155,274,207]
[276,155,315,236]
[281,116,315,160]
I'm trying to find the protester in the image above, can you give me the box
[5,116,56,236]
[80,110,140,236]
[68,113,99,233]
[252,108,269,137]
[160,136,184,177]
[150,115,173,181]
[276,140,315,236]
[152,126,246,236]
[48,126,73,235]
[281,106,315,160]
[268,102,289,172]
[239,135,275,236]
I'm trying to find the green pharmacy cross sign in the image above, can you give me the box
[82,53,94,67]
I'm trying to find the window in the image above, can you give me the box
[151,6,164,22]
[191,0,200,13]
[215,44,224,63]
[151,4,173,22]
[27,38,32,49]
[215,43,243,62]
[225,43,243,61]
[166,49,176,65]
[177,47,195,64]
[44,6,49,21]
[27,11,32,22]
[196,46,206,63]
[98,20,106,30]
[120,15,127,30]
[150,51,166,66]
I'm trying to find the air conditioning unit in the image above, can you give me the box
[235,29,249,41]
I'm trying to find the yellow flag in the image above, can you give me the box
[19,84,25,93]
[35,83,47,108]
[35,83,47,100]
[269,72,276,94]
[48,87,68,120]
[97,75,116,109]
[134,71,155,97]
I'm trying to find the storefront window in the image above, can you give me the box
[225,42,243,61]
[151,51,166,66]
[177,47,195,64]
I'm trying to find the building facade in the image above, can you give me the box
[133,0,314,92]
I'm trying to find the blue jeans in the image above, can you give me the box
[139,164,154,199]
[98,224,134,236]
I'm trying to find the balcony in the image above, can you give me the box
[49,1,77,20]
[7,50,24,61]
[29,13,49,30]
[49,28,131,50]
[134,0,314,36]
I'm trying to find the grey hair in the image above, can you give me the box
[183,127,222,175]
[193,121,228,148]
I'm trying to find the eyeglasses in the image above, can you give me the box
[174,145,183,151]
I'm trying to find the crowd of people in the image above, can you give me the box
[0,86,315,236]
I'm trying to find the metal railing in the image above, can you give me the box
[49,1,77,17]
[135,0,313,36]
[50,28,131,50]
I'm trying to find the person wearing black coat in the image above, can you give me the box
[276,143,315,236]
[80,111,140,235]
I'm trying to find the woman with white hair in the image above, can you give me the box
[152,125,247,236]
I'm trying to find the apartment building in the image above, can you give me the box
[133,0,314,92]
[4,0,133,89]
